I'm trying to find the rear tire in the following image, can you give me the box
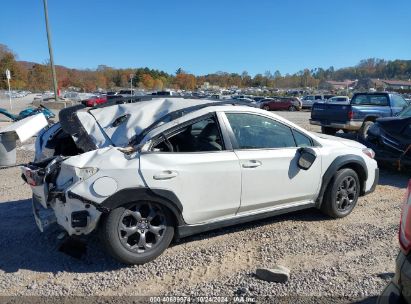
[321,168,360,218]
[263,105,270,111]
[288,106,296,111]
[321,126,337,136]
[100,201,174,265]
[358,121,374,141]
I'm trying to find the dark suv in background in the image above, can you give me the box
[378,179,411,303]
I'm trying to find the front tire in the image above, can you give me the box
[321,168,360,218]
[288,105,296,111]
[100,201,174,265]
[263,105,270,111]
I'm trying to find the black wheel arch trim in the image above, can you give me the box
[98,187,185,225]
[316,154,368,208]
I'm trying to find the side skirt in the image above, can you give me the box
[176,201,315,239]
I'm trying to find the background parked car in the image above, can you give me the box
[310,92,409,139]
[366,104,411,169]
[260,97,301,111]
[301,94,334,109]
[82,95,107,107]
[378,179,411,303]
[326,96,350,104]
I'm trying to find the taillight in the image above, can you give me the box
[348,111,354,120]
[399,180,411,254]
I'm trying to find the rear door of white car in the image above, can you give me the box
[139,114,241,225]
[223,112,322,214]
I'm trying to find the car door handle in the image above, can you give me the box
[242,160,262,168]
[153,170,178,180]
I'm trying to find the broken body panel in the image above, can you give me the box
[366,115,411,170]
[22,98,219,235]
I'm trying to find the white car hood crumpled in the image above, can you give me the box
[76,98,217,148]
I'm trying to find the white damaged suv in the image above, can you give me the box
[22,97,379,264]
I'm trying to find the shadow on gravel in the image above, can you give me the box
[174,208,330,246]
[1,169,407,273]
[0,199,124,273]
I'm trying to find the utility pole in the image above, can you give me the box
[42,0,58,101]
[5,69,12,111]
[130,74,134,96]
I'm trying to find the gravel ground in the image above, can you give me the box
[0,109,409,303]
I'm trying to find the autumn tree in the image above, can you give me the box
[174,73,196,90]
[141,74,155,89]
[27,64,51,91]
[0,52,27,89]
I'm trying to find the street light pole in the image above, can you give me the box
[42,0,58,101]
[130,74,134,96]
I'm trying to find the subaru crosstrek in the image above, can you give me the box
[21,97,379,264]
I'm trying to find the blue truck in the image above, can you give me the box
[310,92,409,139]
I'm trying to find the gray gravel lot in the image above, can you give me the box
[0,108,409,302]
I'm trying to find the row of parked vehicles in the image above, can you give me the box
[4,90,32,98]
[310,92,411,170]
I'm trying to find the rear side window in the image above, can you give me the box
[351,94,389,106]
[315,96,323,100]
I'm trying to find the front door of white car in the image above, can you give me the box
[223,112,322,214]
[139,115,241,225]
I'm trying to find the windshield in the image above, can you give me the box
[398,105,411,118]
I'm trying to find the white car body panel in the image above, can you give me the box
[0,113,48,143]
[234,147,322,213]
[139,151,242,224]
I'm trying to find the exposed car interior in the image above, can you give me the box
[152,117,224,152]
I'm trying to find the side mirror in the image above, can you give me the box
[297,147,317,170]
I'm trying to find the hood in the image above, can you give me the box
[60,98,219,150]
[314,133,366,149]
[376,116,411,137]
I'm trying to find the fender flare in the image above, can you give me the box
[100,187,185,225]
[316,154,368,208]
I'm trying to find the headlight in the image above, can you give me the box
[76,167,99,181]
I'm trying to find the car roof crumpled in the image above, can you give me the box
[81,98,217,148]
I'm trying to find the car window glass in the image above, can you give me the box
[152,117,224,152]
[399,106,411,118]
[391,95,407,108]
[293,130,313,147]
[315,96,322,100]
[351,94,388,106]
[226,113,296,149]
